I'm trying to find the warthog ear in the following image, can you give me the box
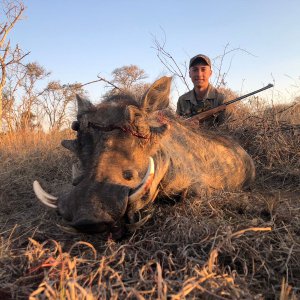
[61,139,78,153]
[141,76,172,113]
[76,94,95,117]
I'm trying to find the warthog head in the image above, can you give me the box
[34,77,172,239]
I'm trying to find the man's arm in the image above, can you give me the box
[176,97,184,116]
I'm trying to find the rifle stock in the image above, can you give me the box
[188,104,226,122]
[185,83,274,123]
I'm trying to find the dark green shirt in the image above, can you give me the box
[176,84,226,126]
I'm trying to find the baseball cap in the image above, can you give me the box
[189,54,211,68]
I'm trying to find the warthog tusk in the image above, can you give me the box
[128,157,155,202]
[126,213,152,232]
[56,224,80,234]
[33,180,58,209]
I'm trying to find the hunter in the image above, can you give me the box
[176,54,226,126]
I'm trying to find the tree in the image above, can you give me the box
[102,65,150,100]
[0,0,28,131]
[3,59,85,132]
[17,110,37,130]
[18,62,49,130]
[3,62,49,131]
[38,81,83,131]
[111,65,147,90]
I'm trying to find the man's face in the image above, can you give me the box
[189,63,212,89]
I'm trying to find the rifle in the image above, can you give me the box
[185,83,274,123]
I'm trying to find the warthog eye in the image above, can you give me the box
[71,121,80,131]
[123,170,134,181]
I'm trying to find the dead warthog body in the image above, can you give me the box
[34,77,255,238]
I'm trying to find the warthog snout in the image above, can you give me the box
[72,219,111,233]
[33,157,156,239]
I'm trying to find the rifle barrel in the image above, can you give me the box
[184,83,274,122]
[225,83,274,105]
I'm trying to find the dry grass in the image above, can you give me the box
[0,105,299,299]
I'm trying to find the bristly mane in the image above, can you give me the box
[100,92,141,108]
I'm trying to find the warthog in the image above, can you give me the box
[33,77,255,239]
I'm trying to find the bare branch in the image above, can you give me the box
[212,43,256,88]
[152,30,190,91]
[0,24,8,37]
[96,74,122,91]
[6,48,30,66]
[0,1,25,48]
[0,1,26,131]
[80,78,104,88]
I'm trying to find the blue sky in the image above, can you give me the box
[8,0,300,105]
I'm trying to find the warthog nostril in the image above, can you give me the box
[72,219,112,233]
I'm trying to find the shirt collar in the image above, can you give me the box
[188,84,216,105]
